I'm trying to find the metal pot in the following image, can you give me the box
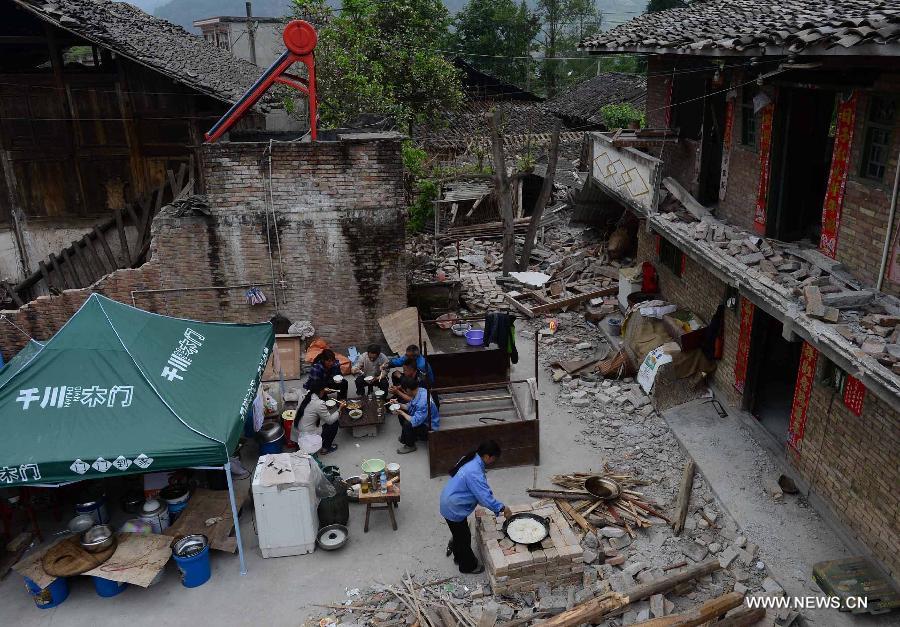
[172,534,208,558]
[80,524,116,553]
[502,513,550,546]
[67,514,96,534]
[139,499,171,533]
[121,491,145,515]
[584,476,621,501]
[75,495,109,525]
[316,524,349,551]
[159,484,190,505]
[258,420,284,443]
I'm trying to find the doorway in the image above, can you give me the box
[767,88,837,242]
[698,85,726,206]
[744,309,802,446]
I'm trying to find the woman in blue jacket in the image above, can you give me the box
[439,440,512,574]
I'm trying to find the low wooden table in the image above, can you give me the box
[338,397,387,438]
[358,484,400,532]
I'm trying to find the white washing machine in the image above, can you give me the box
[252,453,319,558]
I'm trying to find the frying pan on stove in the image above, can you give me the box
[502,512,550,545]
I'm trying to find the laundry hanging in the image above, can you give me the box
[246,287,267,306]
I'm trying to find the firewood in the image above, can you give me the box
[630,592,744,626]
[673,459,696,536]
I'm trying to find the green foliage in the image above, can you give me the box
[599,103,645,129]
[451,0,540,88]
[291,0,464,130]
[535,0,603,98]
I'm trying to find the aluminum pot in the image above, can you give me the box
[67,514,96,534]
[80,524,116,553]
[159,484,190,505]
[120,491,145,515]
[258,420,284,443]
[172,534,208,558]
[139,499,171,533]
[75,495,109,525]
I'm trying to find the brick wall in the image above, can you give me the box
[0,136,408,361]
[718,85,760,231]
[795,381,900,577]
[838,78,900,296]
[635,221,742,406]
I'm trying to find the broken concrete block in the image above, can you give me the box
[823,307,840,323]
[582,549,599,564]
[822,289,876,308]
[734,582,749,595]
[609,535,633,550]
[649,594,665,618]
[623,561,647,577]
[758,259,777,274]
[719,546,739,568]
[861,338,887,355]
[571,398,591,407]
[777,260,801,272]
[605,554,625,566]
[804,285,826,318]
[761,577,784,595]
[737,252,765,266]
[680,540,709,562]
[598,526,626,539]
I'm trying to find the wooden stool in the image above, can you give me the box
[359,485,400,532]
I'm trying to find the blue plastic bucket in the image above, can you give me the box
[168,499,189,522]
[92,576,128,598]
[24,576,69,609]
[173,544,211,588]
[259,438,283,455]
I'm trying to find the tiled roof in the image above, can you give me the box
[580,0,900,55]
[544,73,647,127]
[13,0,266,105]
[418,100,561,148]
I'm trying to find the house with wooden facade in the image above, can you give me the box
[580,0,900,580]
[0,0,265,302]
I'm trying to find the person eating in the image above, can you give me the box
[292,379,341,455]
[388,358,421,403]
[352,343,389,397]
[382,344,434,389]
[395,376,439,455]
[439,440,512,574]
[305,348,348,400]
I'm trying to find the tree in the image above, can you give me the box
[451,0,540,88]
[535,0,602,98]
[291,0,463,130]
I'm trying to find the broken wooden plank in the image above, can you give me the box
[673,459,696,536]
[543,560,722,627]
[555,498,595,532]
[531,286,618,315]
[82,233,109,276]
[632,592,744,626]
[713,605,766,626]
[38,260,53,292]
[662,177,712,221]
[61,246,84,287]
[49,252,70,289]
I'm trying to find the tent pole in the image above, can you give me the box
[224,462,247,575]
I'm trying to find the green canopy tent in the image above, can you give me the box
[0,294,274,574]
[0,339,44,388]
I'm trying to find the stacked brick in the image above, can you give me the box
[474,503,584,595]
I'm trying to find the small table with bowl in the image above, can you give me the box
[355,459,401,532]
[338,398,385,438]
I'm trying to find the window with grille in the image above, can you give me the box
[740,86,757,147]
[860,95,896,182]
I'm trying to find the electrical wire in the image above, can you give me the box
[0,314,34,340]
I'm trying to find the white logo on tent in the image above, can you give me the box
[161,328,205,383]
[70,459,90,474]
[15,385,135,411]
[113,456,132,471]
[92,457,112,472]
[0,464,40,484]
[133,454,154,469]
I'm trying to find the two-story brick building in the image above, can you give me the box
[581,0,900,580]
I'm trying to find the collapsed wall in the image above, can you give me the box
[0,134,408,361]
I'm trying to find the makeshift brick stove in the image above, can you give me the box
[474,502,584,595]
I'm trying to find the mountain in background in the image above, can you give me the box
[126,0,645,33]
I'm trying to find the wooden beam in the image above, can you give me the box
[542,560,722,627]
[49,252,70,289]
[1,280,24,307]
[530,286,618,315]
[38,260,52,292]
[632,592,744,626]
[114,207,131,265]
[61,246,83,287]
[673,459,696,536]
[93,226,119,269]
[556,498,595,532]
[712,605,766,626]
[82,233,110,275]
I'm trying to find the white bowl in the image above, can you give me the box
[374,389,385,397]
[333,375,344,383]
[325,399,337,408]
[389,403,401,412]
[364,376,375,383]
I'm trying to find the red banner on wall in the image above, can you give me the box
[788,342,819,453]
[719,94,735,201]
[819,92,858,259]
[733,298,755,394]
[753,103,775,235]
[664,78,674,128]
[843,375,866,416]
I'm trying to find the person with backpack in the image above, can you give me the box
[439,440,512,573]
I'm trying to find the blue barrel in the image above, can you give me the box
[168,499,189,522]
[92,576,128,598]
[24,576,69,609]
[173,544,211,588]
[259,438,283,455]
